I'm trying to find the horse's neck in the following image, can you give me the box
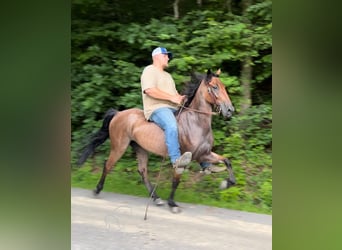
[187,86,213,123]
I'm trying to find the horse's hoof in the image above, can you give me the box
[170,206,181,213]
[154,198,165,206]
[93,189,100,196]
[229,176,236,185]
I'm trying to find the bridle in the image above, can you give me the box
[207,84,220,105]
[177,78,222,117]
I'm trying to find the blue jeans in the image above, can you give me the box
[200,162,211,169]
[150,107,181,164]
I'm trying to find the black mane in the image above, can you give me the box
[180,72,205,107]
[180,70,219,108]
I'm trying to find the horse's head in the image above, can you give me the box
[204,69,235,118]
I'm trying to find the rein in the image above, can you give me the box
[177,104,219,116]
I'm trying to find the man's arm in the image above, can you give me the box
[144,87,185,105]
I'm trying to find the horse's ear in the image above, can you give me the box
[215,69,221,76]
[206,69,212,84]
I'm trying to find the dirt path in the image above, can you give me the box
[72,188,272,250]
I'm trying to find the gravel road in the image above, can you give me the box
[72,187,272,250]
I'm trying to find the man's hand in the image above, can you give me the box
[170,94,186,105]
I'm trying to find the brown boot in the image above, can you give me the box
[173,152,192,174]
[201,164,226,174]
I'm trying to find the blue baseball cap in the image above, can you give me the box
[151,47,173,60]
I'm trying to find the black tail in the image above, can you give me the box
[77,108,118,166]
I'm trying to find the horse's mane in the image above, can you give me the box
[180,72,205,108]
[180,70,219,108]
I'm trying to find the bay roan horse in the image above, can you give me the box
[77,69,236,213]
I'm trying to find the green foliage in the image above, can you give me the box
[71,0,272,214]
[220,104,272,212]
[220,186,244,201]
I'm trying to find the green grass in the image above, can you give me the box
[72,159,272,215]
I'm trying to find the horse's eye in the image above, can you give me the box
[212,85,218,90]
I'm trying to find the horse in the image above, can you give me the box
[77,69,236,213]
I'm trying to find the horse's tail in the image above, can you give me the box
[77,108,118,166]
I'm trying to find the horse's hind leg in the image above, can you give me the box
[94,140,130,195]
[131,142,164,206]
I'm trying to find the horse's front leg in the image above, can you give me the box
[201,152,236,189]
[167,171,182,213]
[220,158,236,189]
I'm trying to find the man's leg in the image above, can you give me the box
[150,107,191,168]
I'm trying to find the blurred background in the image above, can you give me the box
[71,0,272,214]
[2,0,342,249]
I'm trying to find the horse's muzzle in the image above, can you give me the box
[221,103,235,118]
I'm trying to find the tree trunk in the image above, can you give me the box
[240,57,252,114]
[225,0,232,13]
[197,0,202,7]
[173,0,180,19]
[239,0,253,114]
[241,0,252,12]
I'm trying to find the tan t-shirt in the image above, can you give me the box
[141,65,179,120]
